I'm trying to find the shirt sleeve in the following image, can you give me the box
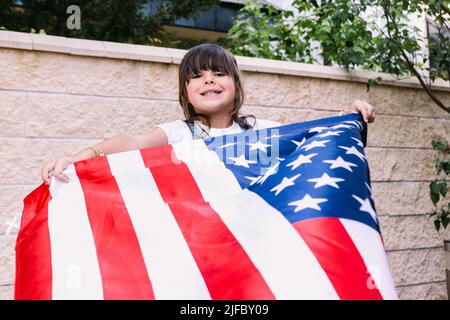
[154,120,192,144]
[254,118,282,129]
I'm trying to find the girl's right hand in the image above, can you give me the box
[41,156,74,186]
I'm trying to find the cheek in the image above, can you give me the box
[224,80,236,95]
[186,84,198,102]
[228,86,236,102]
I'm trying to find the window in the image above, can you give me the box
[144,0,242,32]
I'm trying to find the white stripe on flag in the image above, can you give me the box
[107,150,211,299]
[48,164,103,299]
[172,140,340,300]
[340,219,398,299]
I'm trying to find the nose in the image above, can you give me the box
[203,71,216,84]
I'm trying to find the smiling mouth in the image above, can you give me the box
[200,90,223,96]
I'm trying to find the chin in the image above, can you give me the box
[194,101,234,114]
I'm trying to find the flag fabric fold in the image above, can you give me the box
[15,113,397,300]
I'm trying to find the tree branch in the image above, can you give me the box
[381,2,449,113]
[441,2,450,16]
[310,0,320,8]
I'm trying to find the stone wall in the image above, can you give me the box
[1,31,449,300]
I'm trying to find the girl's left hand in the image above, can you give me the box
[347,99,375,123]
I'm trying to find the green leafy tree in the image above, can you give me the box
[223,0,450,231]
[0,0,220,45]
[224,0,449,113]
[0,0,25,31]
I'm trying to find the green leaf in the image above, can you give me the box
[430,181,441,205]
[432,140,447,152]
[353,46,365,55]
[442,161,450,175]
[442,215,450,229]
[434,219,441,231]
[439,183,448,197]
[431,191,440,205]
[430,180,441,194]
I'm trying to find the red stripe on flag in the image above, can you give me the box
[15,184,53,300]
[74,158,154,300]
[293,218,383,300]
[141,146,275,299]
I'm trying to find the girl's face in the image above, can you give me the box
[186,69,236,117]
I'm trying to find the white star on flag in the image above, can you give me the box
[365,182,373,194]
[248,140,271,152]
[270,174,301,196]
[344,120,363,130]
[228,154,257,168]
[307,173,345,189]
[288,194,328,212]
[217,142,237,149]
[245,175,262,186]
[291,137,306,150]
[263,133,283,140]
[352,195,378,222]
[365,182,374,201]
[258,162,280,184]
[317,130,344,138]
[301,140,330,151]
[323,156,358,172]
[309,126,329,133]
[339,146,366,162]
[286,153,318,170]
[351,137,364,147]
[331,123,353,130]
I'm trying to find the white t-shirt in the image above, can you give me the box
[156,118,281,144]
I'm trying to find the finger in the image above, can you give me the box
[41,163,53,182]
[363,102,373,117]
[53,161,69,183]
[42,172,51,186]
[53,166,68,182]
[361,109,369,122]
[353,102,365,114]
[366,101,374,110]
[54,172,69,183]
[349,102,359,113]
[41,171,49,184]
[354,100,365,110]
[41,165,54,184]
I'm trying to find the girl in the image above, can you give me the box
[41,43,375,185]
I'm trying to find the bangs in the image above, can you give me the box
[181,45,238,81]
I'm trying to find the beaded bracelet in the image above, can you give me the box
[86,146,105,157]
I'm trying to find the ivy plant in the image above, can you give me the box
[429,140,450,232]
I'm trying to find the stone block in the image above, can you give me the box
[387,248,445,286]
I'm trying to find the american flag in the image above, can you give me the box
[15,113,397,300]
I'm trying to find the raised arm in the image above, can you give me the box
[41,127,168,185]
